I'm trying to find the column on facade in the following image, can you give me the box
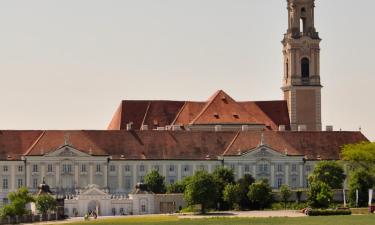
[41,163,45,181]
[26,163,31,188]
[270,164,275,188]
[133,164,137,188]
[207,164,212,173]
[74,163,79,188]
[162,164,167,178]
[55,163,60,188]
[89,163,93,185]
[10,164,15,191]
[299,164,304,187]
[252,164,256,179]
[177,164,182,181]
[285,163,289,186]
[103,163,108,188]
[237,163,243,180]
[118,165,123,191]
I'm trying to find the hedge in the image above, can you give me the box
[308,209,352,216]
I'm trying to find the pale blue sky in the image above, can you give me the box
[0,0,374,141]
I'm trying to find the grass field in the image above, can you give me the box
[53,215,375,225]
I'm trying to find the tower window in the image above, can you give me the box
[300,8,307,33]
[286,59,289,79]
[301,58,310,78]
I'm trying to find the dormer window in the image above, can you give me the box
[221,96,228,104]
[233,114,239,119]
[214,113,219,119]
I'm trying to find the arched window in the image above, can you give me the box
[300,8,307,33]
[286,59,289,79]
[301,58,310,78]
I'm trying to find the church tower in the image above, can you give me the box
[282,0,322,131]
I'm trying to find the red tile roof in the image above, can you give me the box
[107,90,290,130]
[0,130,368,160]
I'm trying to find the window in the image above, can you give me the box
[2,198,8,205]
[110,165,116,172]
[33,178,38,189]
[277,178,283,188]
[277,164,283,172]
[81,164,87,172]
[17,179,23,188]
[112,208,116,216]
[198,165,206,171]
[292,176,298,188]
[62,164,72,173]
[32,165,38,173]
[153,165,160,172]
[47,164,53,172]
[141,204,146,212]
[169,165,175,172]
[286,59,289,79]
[139,176,144,182]
[306,165,311,172]
[169,177,175,184]
[96,164,101,172]
[120,208,124,215]
[301,58,310,78]
[139,165,145,172]
[259,163,268,173]
[2,178,8,190]
[124,165,130,172]
[18,165,23,172]
[300,8,307,33]
[125,177,132,189]
[244,165,250,172]
[291,164,297,172]
[230,164,235,171]
[3,166,8,172]
[183,165,190,172]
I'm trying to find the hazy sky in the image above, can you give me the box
[0,0,374,141]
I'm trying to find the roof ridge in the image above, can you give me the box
[140,101,152,128]
[171,101,188,125]
[222,131,241,156]
[24,131,46,155]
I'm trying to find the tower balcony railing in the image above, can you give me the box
[291,76,320,86]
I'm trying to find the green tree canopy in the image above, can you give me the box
[280,185,292,208]
[184,170,217,214]
[237,174,255,209]
[35,194,57,215]
[223,183,240,210]
[247,179,273,210]
[0,187,34,218]
[309,161,346,189]
[342,142,375,171]
[144,170,166,194]
[213,166,235,210]
[308,181,333,208]
[348,168,375,207]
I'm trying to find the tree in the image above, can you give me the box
[167,181,185,193]
[342,142,375,171]
[309,161,346,189]
[308,181,333,208]
[213,166,235,210]
[0,187,34,218]
[348,168,375,207]
[237,174,255,209]
[247,179,273,209]
[184,170,217,214]
[280,185,292,209]
[35,194,57,215]
[144,170,166,194]
[223,183,240,210]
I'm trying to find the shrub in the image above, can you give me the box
[308,181,333,208]
[144,170,166,194]
[247,179,273,210]
[223,183,240,210]
[307,209,352,216]
[279,185,292,208]
[348,168,375,207]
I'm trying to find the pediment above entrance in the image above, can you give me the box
[81,185,109,197]
[44,145,91,157]
[240,145,287,159]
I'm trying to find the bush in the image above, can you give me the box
[223,184,240,210]
[308,181,333,208]
[307,209,352,216]
[144,170,166,194]
[348,168,375,207]
[247,179,273,210]
[271,202,308,210]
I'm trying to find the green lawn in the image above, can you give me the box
[53,215,375,225]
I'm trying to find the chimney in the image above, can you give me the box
[298,125,307,132]
[126,122,133,131]
[278,125,286,131]
[326,125,333,132]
